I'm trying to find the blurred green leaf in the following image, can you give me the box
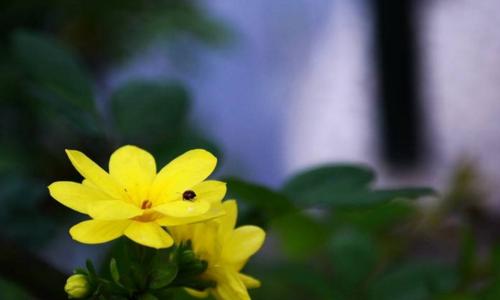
[32,87,101,136]
[458,228,476,285]
[436,294,478,300]
[0,145,33,175]
[333,201,416,233]
[329,229,377,294]
[111,80,189,145]
[138,293,158,300]
[481,281,500,300]
[225,178,294,226]
[271,212,328,260]
[282,164,433,208]
[369,261,458,300]
[153,129,221,168]
[12,30,94,110]
[0,175,56,247]
[11,31,101,136]
[0,277,33,300]
[283,164,375,199]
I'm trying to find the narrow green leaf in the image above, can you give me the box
[109,258,121,286]
[86,260,98,282]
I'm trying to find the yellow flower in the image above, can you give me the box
[171,200,266,300]
[65,274,90,298]
[49,145,226,249]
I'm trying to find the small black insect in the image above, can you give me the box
[182,190,196,201]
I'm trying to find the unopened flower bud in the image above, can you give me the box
[180,249,196,264]
[64,274,90,299]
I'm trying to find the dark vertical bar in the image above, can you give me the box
[372,0,424,167]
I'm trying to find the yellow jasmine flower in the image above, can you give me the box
[171,200,265,300]
[49,145,226,249]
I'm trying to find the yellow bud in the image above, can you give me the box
[64,274,90,299]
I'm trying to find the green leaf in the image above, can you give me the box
[149,264,178,290]
[224,178,294,227]
[149,250,178,290]
[111,80,189,145]
[329,229,377,293]
[152,130,221,168]
[333,201,416,233]
[271,212,328,260]
[282,164,434,208]
[12,31,94,110]
[283,164,375,197]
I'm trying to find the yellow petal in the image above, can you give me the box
[185,288,209,298]
[211,268,250,300]
[70,219,130,244]
[48,181,113,214]
[218,200,238,241]
[194,221,221,259]
[149,149,217,204]
[222,225,265,268]
[191,180,227,203]
[109,145,156,204]
[82,179,98,189]
[65,149,126,199]
[156,203,225,226]
[168,224,191,244]
[154,200,210,218]
[87,200,143,220]
[238,273,261,289]
[124,221,173,249]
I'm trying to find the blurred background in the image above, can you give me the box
[2,0,500,299]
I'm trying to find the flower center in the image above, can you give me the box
[182,190,196,201]
[141,200,152,209]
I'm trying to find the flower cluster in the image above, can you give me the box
[50,145,265,300]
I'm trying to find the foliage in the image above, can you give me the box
[2,3,500,300]
[0,0,230,66]
[230,163,500,300]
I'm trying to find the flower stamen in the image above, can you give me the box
[141,200,152,209]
